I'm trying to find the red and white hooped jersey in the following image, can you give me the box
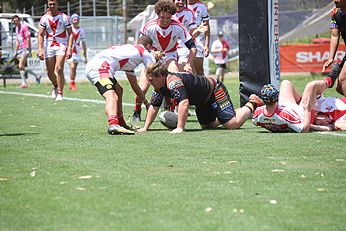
[316,97,346,122]
[39,11,71,47]
[71,26,86,55]
[141,18,192,54]
[188,0,209,27]
[87,44,155,74]
[252,103,306,133]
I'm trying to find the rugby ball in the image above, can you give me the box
[158,111,178,129]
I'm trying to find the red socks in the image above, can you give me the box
[323,77,333,88]
[134,96,142,112]
[108,114,125,126]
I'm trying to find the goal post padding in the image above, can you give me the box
[238,0,280,106]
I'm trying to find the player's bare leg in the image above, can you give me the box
[45,57,58,98]
[68,61,78,90]
[54,55,66,100]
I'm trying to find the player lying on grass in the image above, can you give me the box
[86,35,155,135]
[252,76,346,132]
[137,62,264,133]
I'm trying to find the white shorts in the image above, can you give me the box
[67,53,83,63]
[177,47,189,64]
[45,44,67,58]
[86,61,115,85]
[163,51,178,63]
[17,48,28,58]
[195,35,206,58]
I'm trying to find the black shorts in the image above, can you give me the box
[217,63,227,69]
[195,81,235,125]
[95,77,117,95]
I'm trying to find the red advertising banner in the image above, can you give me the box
[280,44,346,72]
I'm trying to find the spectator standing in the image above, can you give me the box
[12,15,41,88]
[211,31,230,82]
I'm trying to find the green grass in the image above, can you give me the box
[0,75,345,231]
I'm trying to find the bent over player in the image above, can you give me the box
[86,35,155,135]
[132,0,197,121]
[138,62,263,133]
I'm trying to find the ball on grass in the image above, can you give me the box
[158,111,178,129]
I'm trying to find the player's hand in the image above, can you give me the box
[26,48,32,57]
[66,47,73,59]
[170,128,183,134]
[84,57,88,64]
[197,22,208,34]
[184,63,193,73]
[38,50,44,60]
[322,59,333,72]
[154,51,165,61]
[137,128,147,133]
[204,46,209,57]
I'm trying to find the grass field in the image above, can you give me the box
[0,74,345,231]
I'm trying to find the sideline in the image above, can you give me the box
[0,90,134,106]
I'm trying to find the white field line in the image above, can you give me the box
[316,132,346,137]
[0,90,134,107]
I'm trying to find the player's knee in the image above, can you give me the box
[216,67,222,76]
[55,66,64,74]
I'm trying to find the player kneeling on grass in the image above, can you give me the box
[86,35,155,135]
[137,62,264,133]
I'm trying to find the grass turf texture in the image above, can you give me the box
[0,75,345,230]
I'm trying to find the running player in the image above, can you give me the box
[38,0,74,101]
[86,35,155,135]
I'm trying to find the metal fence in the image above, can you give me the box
[1,15,125,82]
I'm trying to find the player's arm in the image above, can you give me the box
[82,41,87,63]
[138,105,160,132]
[38,26,45,60]
[310,124,334,131]
[184,39,196,73]
[203,19,210,57]
[138,90,164,132]
[334,120,346,130]
[323,28,340,72]
[171,98,189,134]
[14,37,19,57]
[26,35,32,55]
[300,80,328,132]
[191,21,208,39]
[66,27,74,59]
[126,72,150,109]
